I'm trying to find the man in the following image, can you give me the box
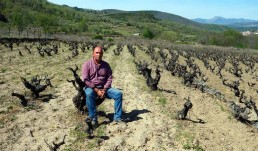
[82,46,123,128]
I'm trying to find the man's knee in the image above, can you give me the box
[115,89,123,99]
[85,88,94,97]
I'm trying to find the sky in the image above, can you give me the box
[47,0,258,20]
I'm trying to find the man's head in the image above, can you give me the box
[92,46,103,63]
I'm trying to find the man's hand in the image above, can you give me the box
[99,89,106,98]
[95,88,106,99]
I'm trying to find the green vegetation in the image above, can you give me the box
[142,27,155,39]
[210,29,245,47]
[10,114,18,121]
[183,142,204,151]
[70,124,88,142]
[175,126,204,151]
[158,97,167,106]
[0,0,258,49]
[1,67,8,73]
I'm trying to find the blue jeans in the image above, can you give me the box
[84,87,123,121]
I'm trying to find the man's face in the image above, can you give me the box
[92,47,103,63]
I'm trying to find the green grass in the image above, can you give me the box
[176,131,194,142]
[1,68,8,73]
[86,140,98,149]
[10,114,18,121]
[158,97,167,106]
[96,125,106,137]
[183,142,204,151]
[25,104,40,111]
[183,143,192,149]
[70,124,88,142]
[107,55,119,70]
[174,123,205,150]
[7,105,14,111]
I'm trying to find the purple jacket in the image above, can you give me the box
[82,58,112,89]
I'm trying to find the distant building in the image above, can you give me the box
[242,30,258,36]
[132,33,140,36]
[242,31,252,36]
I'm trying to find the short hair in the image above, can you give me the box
[93,46,103,52]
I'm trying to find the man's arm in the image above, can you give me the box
[82,62,95,88]
[104,64,112,89]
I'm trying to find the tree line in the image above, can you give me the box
[198,29,258,50]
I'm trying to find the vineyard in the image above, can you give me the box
[0,37,258,150]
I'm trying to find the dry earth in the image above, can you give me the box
[0,41,258,151]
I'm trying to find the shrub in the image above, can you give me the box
[142,27,155,39]
[94,34,103,40]
[107,37,114,42]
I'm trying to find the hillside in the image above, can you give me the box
[0,38,258,150]
[0,0,229,42]
[102,9,202,27]
[102,9,229,31]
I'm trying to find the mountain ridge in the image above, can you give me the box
[101,9,202,27]
[192,16,258,25]
[100,9,229,31]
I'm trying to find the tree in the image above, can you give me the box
[12,12,27,38]
[143,27,155,39]
[223,29,244,47]
[37,14,56,38]
[6,22,13,38]
[79,19,88,32]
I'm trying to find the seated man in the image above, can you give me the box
[82,46,123,127]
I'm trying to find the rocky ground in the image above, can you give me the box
[0,41,258,151]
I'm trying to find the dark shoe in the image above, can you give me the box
[91,120,98,129]
[85,118,93,134]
